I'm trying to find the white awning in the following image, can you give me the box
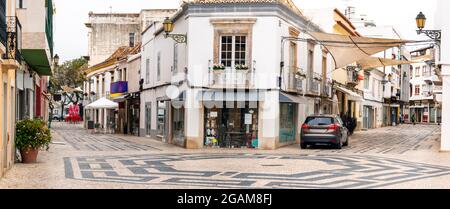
[308,32,407,69]
[358,57,415,70]
[85,97,118,109]
[335,86,364,102]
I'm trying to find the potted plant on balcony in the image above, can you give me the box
[235,64,249,71]
[212,63,225,71]
[15,119,52,164]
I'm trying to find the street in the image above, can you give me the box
[0,122,448,189]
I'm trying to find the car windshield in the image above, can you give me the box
[305,117,334,126]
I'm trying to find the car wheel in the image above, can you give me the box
[301,143,307,149]
[335,140,342,149]
[343,137,349,146]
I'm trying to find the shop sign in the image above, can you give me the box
[245,114,252,125]
[210,112,218,118]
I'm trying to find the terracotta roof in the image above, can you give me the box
[188,0,303,15]
[86,43,142,75]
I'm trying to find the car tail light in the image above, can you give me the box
[327,124,339,131]
[301,124,310,130]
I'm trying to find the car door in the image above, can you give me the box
[337,117,348,143]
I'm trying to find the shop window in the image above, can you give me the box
[172,107,185,146]
[204,102,258,148]
[157,101,167,141]
[145,103,151,136]
[280,103,297,143]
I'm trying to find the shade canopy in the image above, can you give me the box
[335,86,364,102]
[85,97,118,109]
[357,57,415,70]
[308,32,407,69]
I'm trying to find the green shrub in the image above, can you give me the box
[16,119,52,151]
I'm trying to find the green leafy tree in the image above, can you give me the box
[49,57,88,121]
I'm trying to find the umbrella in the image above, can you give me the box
[85,97,118,109]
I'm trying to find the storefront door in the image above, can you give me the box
[280,103,297,143]
[145,103,151,137]
[157,101,168,142]
[205,102,258,148]
[172,107,185,146]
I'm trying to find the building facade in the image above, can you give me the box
[305,8,365,131]
[354,24,411,128]
[139,0,334,150]
[409,46,442,124]
[1,0,55,177]
[85,9,176,67]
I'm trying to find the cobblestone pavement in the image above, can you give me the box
[1,122,449,189]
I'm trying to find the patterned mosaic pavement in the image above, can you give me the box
[64,153,450,189]
[1,123,449,189]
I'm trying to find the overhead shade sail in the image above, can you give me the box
[335,86,364,102]
[85,97,118,109]
[357,57,416,70]
[308,32,407,69]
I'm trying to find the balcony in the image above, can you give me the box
[433,85,443,94]
[322,80,333,98]
[2,16,22,64]
[208,62,255,89]
[422,91,433,98]
[16,0,54,76]
[346,69,360,87]
[286,67,305,93]
[0,0,6,49]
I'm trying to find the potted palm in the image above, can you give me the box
[15,119,52,164]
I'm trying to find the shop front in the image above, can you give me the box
[201,90,261,148]
[126,93,140,136]
[204,102,258,148]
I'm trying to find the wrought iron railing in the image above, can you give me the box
[286,66,305,92]
[3,16,22,63]
[0,0,6,47]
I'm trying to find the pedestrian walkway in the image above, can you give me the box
[1,122,449,189]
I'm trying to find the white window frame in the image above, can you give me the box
[219,35,247,69]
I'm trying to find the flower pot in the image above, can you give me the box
[20,148,39,164]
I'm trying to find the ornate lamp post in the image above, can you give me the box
[416,12,441,42]
[162,17,187,44]
[48,54,60,128]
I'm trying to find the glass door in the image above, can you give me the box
[145,103,151,137]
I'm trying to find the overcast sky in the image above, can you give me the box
[54,0,437,62]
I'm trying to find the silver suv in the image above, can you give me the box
[300,115,349,149]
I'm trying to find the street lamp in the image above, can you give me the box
[162,17,187,44]
[416,12,441,41]
[53,54,60,66]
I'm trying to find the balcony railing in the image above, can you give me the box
[310,79,320,94]
[0,0,6,48]
[208,61,255,89]
[286,67,306,93]
[210,69,254,89]
[322,82,332,98]
[2,16,22,63]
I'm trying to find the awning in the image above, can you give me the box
[335,86,364,102]
[111,94,128,103]
[22,49,52,76]
[85,97,118,109]
[280,92,308,104]
[308,32,407,69]
[198,90,264,102]
[358,57,415,70]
